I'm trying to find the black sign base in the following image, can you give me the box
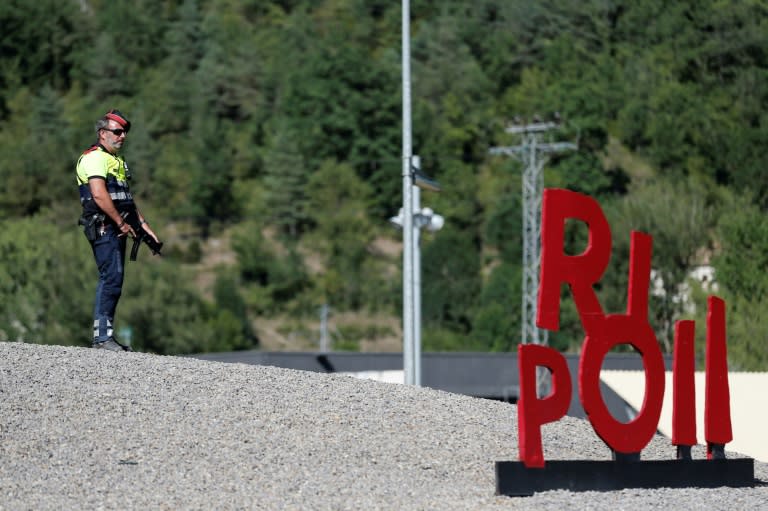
[496,458,755,496]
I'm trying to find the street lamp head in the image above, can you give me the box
[426,213,444,232]
[389,208,404,229]
[389,207,443,232]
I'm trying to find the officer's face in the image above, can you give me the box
[100,120,127,153]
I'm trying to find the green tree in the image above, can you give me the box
[718,294,768,371]
[603,178,721,351]
[0,215,93,344]
[713,198,768,302]
[262,3,401,219]
[0,85,76,216]
[187,118,240,233]
[119,266,198,354]
[212,270,258,349]
[306,160,376,309]
[421,227,482,335]
[483,190,522,264]
[262,122,310,238]
[0,0,82,96]
[471,262,522,352]
[79,33,134,102]
[231,221,310,314]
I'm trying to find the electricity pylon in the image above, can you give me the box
[490,119,576,395]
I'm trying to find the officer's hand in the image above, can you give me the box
[143,223,160,244]
[117,220,135,238]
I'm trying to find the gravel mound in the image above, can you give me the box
[1,342,766,510]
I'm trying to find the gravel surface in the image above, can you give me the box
[1,341,766,510]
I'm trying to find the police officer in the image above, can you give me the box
[76,109,159,351]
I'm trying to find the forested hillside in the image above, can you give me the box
[2,0,768,369]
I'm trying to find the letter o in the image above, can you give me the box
[578,314,665,454]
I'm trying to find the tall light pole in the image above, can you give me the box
[401,0,445,386]
[413,185,422,386]
[410,182,444,385]
[391,183,444,387]
[401,0,416,385]
[392,155,444,386]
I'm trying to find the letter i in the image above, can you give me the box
[705,296,733,459]
[672,320,696,459]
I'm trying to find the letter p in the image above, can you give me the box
[517,344,572,468]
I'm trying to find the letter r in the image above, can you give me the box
[537,188,612,331]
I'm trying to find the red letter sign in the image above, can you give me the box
[672,320,697,449]
[517,344,572,468]
[537,189,664,455]
[705,296,733,457]
[579,315,665,454]
[538,188,612,332]
[519,188,734,467]
[511,187,740,488]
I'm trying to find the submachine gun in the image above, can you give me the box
[120,210,163,261]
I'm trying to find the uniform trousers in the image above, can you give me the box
[90,225,126,343]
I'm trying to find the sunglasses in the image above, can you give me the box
[102,127,128,136]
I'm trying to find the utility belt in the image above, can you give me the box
[78,197,133,241]
[77,209,163,260]
[78,212,106,242]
